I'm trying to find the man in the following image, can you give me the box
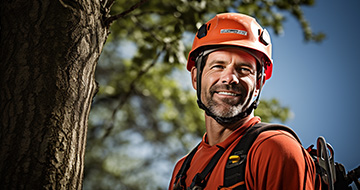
[169,13,318,190]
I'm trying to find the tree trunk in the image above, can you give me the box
[0,0,109,189]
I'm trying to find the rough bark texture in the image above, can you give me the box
[0,0,109,189]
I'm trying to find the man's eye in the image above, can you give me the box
[238,68,252,74]
[211,65,224,69]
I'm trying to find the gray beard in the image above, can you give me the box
[204,84,255,118]
[205,84,254,118]
[207,98,243,118]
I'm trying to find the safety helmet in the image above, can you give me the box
[187,13,273,80]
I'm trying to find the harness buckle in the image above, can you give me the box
[189,173,205,190]
[188,185,203,190]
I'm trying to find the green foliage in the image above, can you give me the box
[84,0,322,189]
[255,98,292,123]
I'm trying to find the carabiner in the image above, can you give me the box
[317,136,336,190]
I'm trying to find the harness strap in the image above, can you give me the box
[173,143,200,190]
[189,146,225,189]
[224,123,301,188]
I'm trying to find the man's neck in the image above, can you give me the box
[205,114,254,146]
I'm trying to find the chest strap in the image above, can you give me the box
[173,144,226,190]
[189,146,225,189]
[173,143,200,190]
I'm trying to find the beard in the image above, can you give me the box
[204,84,252,118]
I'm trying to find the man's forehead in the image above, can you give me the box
[206,48,257,65]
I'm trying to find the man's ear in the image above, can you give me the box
[191,67,197,90]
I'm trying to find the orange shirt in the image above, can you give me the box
[169,117,318,190]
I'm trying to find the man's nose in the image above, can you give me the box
[220,66,239,85]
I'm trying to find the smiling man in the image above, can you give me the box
[169,13,319,190]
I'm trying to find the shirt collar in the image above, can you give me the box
[202,116,261,149]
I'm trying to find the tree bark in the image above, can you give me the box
[0,0,109,189]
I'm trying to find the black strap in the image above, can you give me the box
[223,122,301,188]
[173,143,200,189]
[189,146,225,189]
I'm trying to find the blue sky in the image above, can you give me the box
[260,0,360,171]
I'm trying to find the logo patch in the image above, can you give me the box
[220,29,247,36]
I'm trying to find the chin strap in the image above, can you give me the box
[195,47,265,125]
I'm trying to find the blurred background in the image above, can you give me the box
[84,0,360,189]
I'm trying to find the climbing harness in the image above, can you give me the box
[173,123,300,190]
[173,123,360,190]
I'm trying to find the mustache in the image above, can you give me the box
[209,84,243,95]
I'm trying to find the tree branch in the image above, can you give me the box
[104,0,149,27]
[101,45,166,140]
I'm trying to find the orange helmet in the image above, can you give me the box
[187,13,273,80]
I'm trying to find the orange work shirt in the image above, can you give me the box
[168,117,318,190]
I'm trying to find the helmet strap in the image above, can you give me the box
[195,48,265,125]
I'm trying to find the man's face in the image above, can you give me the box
[192,48,259,118]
